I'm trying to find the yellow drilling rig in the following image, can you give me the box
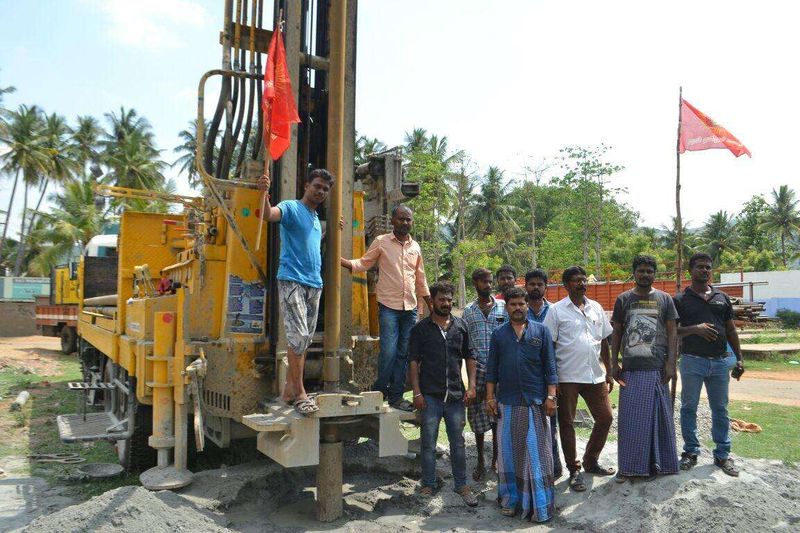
[58,0,417,521]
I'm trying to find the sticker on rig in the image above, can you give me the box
[226,274,266,334]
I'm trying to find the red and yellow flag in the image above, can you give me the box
[263,26,300,160]
[679,99,751,158]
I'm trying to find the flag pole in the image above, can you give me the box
[255,10,282,252]
[672,85,683,409]
[675,86,683,293]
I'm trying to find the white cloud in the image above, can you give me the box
[88,0,210,50]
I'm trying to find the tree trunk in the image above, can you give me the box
[13,183,29,276]
[582,219,590,266]
[0,170,20,271]
[457,257,466,309]
[14,179,49,277]
[594,177,603,276]
[528,197,537,268]
[781,232,787,268]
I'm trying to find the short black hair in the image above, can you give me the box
[561,265,587,285]
[688,252,713,269]
[307,168,335,186]
[496,264,516,278]
[430,281,455,299]
[632,255,657,273]
[504,286,527,303]
[390,204,412,218]
[525,268,548,284]
[471,268,492,282]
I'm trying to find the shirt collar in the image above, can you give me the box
[389,232,412,244]
[684,285,721,299]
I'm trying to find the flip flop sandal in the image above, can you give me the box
[614,474,628,484]
[473,466,486,482]
[294,397,319,416]
[584,464,616,476]
[500,507,516,517]
[569,472,587,492]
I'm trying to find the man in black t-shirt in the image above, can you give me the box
[611,255,679,482]
[673,253,744,477]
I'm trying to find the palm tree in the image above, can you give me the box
[354,133,386,165]
[403,127,429,152]
[103,106,156,147]
[29,176,106,273]
[173,120,209,189]
[661,216,697,262]
[0,105,49,272]
[72,115,103,174]
[0,77,16,135]
[699,210,739,262]
[466,166,520,239]
[760,185,800,268]
[14,112,78,274]
[103,130,167,197]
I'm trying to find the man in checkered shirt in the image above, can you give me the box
[462,268,507,480]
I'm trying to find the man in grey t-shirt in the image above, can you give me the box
[610,255,679,481]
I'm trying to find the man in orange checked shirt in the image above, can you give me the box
[342,204,433,411]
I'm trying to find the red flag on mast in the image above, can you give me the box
[263,25,300,161]
[679,99,751,158]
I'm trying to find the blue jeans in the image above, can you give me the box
[375,304,417,404]
[679,353,736,460]
[421,395,467,491]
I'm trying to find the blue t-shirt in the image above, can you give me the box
[276,200,323,288]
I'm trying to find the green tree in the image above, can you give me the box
[15,112,78,275]
[466,166,520,239]
[354,133,386,166]
[552,145,624,275]
[72,115,103,175]
[173,120,209,189]
[29,176,107,273]
[760,185,800,268]
[0,105,49,273]
[699,210,739,263]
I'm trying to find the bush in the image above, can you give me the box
[776,309,800,329]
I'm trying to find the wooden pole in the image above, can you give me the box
[672,86,683,408]
[675,86,683,293]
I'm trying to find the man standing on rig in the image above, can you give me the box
[259,169,334,416]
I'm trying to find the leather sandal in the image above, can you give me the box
[569,471,587,492]
[584,463,616,476]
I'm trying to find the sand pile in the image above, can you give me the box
[23,486,232,533]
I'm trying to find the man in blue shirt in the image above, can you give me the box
[525,268,561,479]
[486,287,558,522]
[259,169,334,416]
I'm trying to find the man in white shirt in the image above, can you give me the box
[543,266,615,493]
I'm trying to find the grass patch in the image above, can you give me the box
[722,400,800,465]
[744,331,800,345]
[742,355,800,372]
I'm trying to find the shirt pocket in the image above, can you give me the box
[521,336,542,364]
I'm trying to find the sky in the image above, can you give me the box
[1,0,798,240]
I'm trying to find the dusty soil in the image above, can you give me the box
[20,438,800,533]
[0,336,64,376]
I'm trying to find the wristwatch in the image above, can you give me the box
[546,395,557,403]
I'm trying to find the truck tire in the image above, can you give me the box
[117,404,158,472]
[102,361,156,473]
[60,326,77,354]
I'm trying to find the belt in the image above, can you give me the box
[683,352,729,360]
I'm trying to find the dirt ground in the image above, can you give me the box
[18,438,800,532]
[3,335,800,532]
[0,336,64,376]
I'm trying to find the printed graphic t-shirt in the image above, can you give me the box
[611,289,678,371]
[276,200,323,288]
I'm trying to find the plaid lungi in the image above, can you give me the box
[497,402,555,523]
[618,369,679,476]
[467,364,495,435]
